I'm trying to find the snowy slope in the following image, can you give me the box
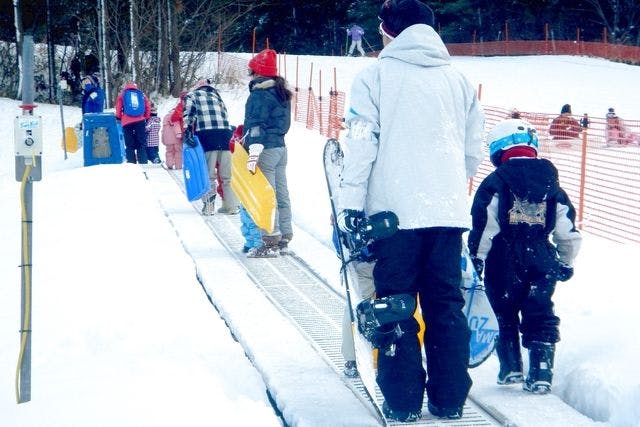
[1,52,640,427]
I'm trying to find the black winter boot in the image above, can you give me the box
[523,341,555,394]
[496,336,524,385]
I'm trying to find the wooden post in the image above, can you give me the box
[318,69,324,136]
[469,82,483,195]
[252,28,256,55]
[294,56,299,121]
[217,30,222,72]
[472,30,477,55]
[306,63,314,130]
[577,130,588,229]
[283,52,287,80]
[504,21,509,56]
[545,23,550,54]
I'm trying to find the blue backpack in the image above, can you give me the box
[122,88,146,117]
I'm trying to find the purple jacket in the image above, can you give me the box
[347,25,364,42]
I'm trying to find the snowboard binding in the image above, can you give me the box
[342,211,399,262]
[356,294,416,356]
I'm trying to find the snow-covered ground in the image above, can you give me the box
[1,53,639,427]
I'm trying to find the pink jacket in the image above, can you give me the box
[162,112,183,146]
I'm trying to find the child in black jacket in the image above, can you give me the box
[468,119,582,394]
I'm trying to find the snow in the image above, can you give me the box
[1,53,640,427]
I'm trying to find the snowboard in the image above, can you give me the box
[460,247,499,367]
[323,138,499,417]
[230,143,276,233]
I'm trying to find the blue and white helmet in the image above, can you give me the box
[487,119,539,166]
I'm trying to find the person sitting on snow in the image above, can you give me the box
[549,104,581,140]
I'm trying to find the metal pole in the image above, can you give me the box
[17,34,35,404]
[59,81,68,160]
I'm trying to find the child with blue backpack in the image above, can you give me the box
[115,82,151,164]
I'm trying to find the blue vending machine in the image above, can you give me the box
[82,113,125,166]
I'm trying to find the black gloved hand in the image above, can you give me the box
[470,255,484,280]
[183,130,196,148]
[556,263,574,282]
[336,209,365,234]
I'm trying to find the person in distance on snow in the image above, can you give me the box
[336,0,484,421]
[347,23,366,57]
[549,103,581,140]
[243,48,294,258]
[468,118,582,395]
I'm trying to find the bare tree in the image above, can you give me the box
[13,0,23,99]
[582,0,640,44]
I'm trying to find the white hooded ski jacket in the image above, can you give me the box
[338,24,484,230]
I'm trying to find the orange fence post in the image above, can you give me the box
[505,21,509,55]
[469,82,484,195]
[329,67,339,139]
[252,28,256,55]
[577,130,588,230]
[294,56,299,121]
[544,23,549,54]
[283,52,287,80]
[318,69,324,136]
[306,63,314,130]
[217,31,222,71]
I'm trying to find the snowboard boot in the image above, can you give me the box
[382,401,422,422]
[496,336,524,385]
[427,402,463,420]
[201,194,216,216]
[343,360,358,378]
[523,341,555,394]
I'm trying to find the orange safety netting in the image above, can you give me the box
[446,40,640,65]
[474,106,640,244]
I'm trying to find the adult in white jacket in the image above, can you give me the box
[336,0,484,422]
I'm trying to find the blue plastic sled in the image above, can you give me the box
[182,135,211,201]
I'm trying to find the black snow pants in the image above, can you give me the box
[372,227,471,413]
[484,237,561,348]
[123,120,148,164]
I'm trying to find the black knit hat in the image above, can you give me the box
[379,0,435,38]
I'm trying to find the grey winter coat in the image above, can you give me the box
[338,24,485,230]
[244,77,291,150]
